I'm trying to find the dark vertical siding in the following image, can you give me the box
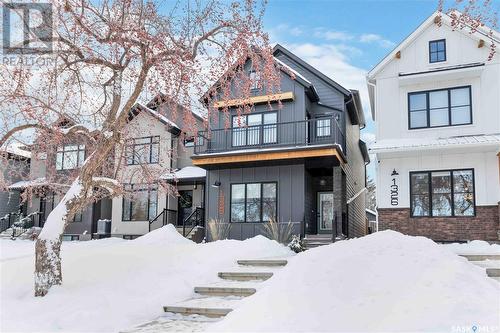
[206,163,305,240]
[344,114,367,237]
[274,53,345,109]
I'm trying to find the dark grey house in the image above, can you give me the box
[193,44,370,241]
[0,148,30,218]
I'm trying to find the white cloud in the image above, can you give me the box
[284,43,372,120]
[314,29,354,41]
[359,33,395,48]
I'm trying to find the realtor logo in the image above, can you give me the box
[2,2,53,54]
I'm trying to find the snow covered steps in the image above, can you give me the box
[218,272,273,281]
[459,254,500,261]
[486,268,500,277]
[194,286,256,297]
[162,305,232,318]
[237,259,287,267]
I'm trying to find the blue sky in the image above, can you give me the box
[262,0,446,179]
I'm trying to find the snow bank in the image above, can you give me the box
[212,231,500,332]
[0,233,291,332]
[133,224,193,245]
[443,240,500,255]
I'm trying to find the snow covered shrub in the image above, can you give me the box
[288,235,305,253]
[263,218,294,244]
[208,218,231,241]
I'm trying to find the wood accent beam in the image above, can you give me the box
[478,39,485,48]
[192,147,345,166]
[213,92,294,109]
[395,51,401,59]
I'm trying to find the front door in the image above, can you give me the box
[317,192,333,233]
[177,190,193,226]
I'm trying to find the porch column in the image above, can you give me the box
[332,166,343,240]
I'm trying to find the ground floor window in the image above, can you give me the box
[410,169,475,217]
[122,184,158,221]
[62,235,79,241]
[230,182,277,222]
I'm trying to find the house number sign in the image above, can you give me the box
[390,169,399,206]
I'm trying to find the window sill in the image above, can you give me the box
[408,123,475,132]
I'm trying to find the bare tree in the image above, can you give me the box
[0,0,282,296]
[365,176,376,211]
[438,0,498,60]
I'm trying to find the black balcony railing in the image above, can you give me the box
[194,116,345,155]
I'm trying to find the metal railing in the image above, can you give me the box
[0,211,40,239]
[181,207,204,238]
[148,208,178,232]
[195,116,345,155]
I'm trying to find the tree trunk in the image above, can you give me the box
[34,178,82,297]
[34,237,63,296]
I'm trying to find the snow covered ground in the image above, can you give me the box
[212,231,500,332]
[1,228,499,333]
[443,240,500,255]
[0,225,291,332]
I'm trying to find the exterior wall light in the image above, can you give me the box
[212,181,221,188]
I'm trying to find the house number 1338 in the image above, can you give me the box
[390,178,399,206]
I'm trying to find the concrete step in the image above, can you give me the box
[194,286,256,297]
[237,259,287,267]
[163,306,232,318]
[460,254,500,261]
[486,268,500,277]
[218,272,273,281]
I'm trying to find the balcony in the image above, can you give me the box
[193,116,345,162]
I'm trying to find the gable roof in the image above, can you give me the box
[367,10,499,80]
[273,44,351,97]
[128,103,181,135]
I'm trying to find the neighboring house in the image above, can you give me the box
[110,99,206,239]
[0,146,30,218]
[366,209,377,233]
[367,11,500,241]
[193,44,370,241]
[8,117,112,241]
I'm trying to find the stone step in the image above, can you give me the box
[486,268,500,277]
[218,272,273,281]
[194,286,256,297]
[460,254,500,261]
[237,259,287,267]
[163,306,232,318]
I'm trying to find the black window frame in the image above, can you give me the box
[408,86,472,129]
[249,70,260,91]
[409,169,476,218]
[231,111,278,147]
[56,144,86,171]
[315,116,332,138]
[126,136,160,165]
[429,39,446,63]
[230,182,278,223]
[72,210,83,223]
[121,184,158,221]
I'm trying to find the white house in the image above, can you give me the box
[367,11,500,241]
[109,100,206,239]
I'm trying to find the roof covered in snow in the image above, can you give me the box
[162,166,206,182]
[370,134,500,153]
[1,143,31,159]
[8,178,70,190]
[128,103,181,133]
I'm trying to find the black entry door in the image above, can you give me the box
[177,190,193,226]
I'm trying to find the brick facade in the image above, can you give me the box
[378,204,500,242]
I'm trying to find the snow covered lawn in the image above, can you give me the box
[1,229,499,333]
[213,231,500,332]
[0,225,291,332]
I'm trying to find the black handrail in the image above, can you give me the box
[148,208,178,232]
[195,115,345,155]
[182,207,204,238]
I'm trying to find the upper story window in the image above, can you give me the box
[429,39,446,63]
[126,136,160,165]
[232,112,277,147]
[408,86,472,129]
[183,137,195,147]
[316,117,332,137]
[56,145,85,170]
[410,169,475,217]
[249,70,260,90]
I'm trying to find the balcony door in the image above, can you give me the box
[232,112,277,147]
